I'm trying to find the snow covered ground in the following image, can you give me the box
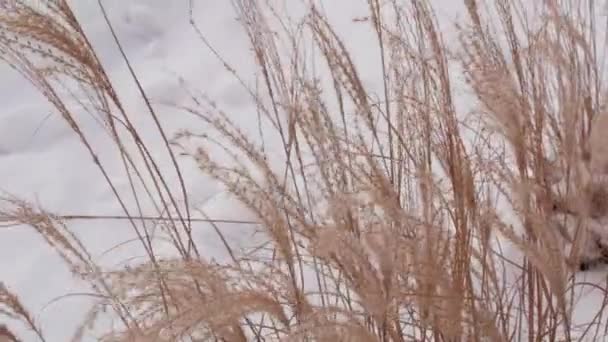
[0,1,254,340]
[1,1,608,341]
[0,1,384,340]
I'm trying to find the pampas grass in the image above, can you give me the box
[1,0,608,340]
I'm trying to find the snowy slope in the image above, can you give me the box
[0,1,241,340]
[0,0,310,339]
[1,1,607,341]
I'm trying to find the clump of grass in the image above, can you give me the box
[1,0,608,341]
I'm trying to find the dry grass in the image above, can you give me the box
[1,0,608,340]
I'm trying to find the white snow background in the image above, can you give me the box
[1,1,608,341]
